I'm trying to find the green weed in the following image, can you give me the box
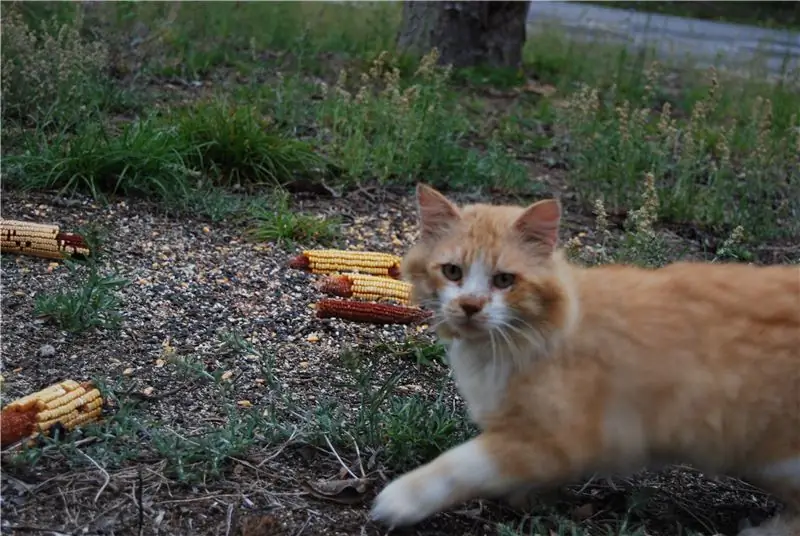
[34,261,129,334]
[0,7,113,128]
[498,517,657,536]
[246,189,341,247]
[308,346,473,471]
[318,49,530,190]
[565,173,678,268]
[558,65,800,239]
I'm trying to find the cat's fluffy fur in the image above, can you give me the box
[370,184,800,536]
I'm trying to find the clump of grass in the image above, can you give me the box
[0,7,109,126]
[176,100,327,187]
[5,119,194,200]
[318,49,529,190]
[246,189,341,247]
[559,64,800,238]
[34,262,129,335]
[32,226,130,334]
[309,346,472,471]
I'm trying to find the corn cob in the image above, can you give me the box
[0,379,104,447]
[1,219,90,260]
[289,249,402,279]
[315,298,431,325]
[319,273,412,304]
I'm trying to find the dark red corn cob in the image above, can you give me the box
[315,299,431,325]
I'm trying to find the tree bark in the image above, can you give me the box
[396,1,532,69]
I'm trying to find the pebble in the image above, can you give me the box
[38,344,56,358]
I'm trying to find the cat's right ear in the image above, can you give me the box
[416,183,460,240]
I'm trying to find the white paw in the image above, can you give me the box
[370,476,434,527]
[736,515,797,536]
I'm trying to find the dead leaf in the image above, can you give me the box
[522,80,557,97]
[301,477,374,505]
[572,502,595,520]
[236,514,281,536]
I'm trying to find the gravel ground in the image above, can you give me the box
[0,188,781,536]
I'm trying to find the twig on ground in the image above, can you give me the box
[77,449,110,503]
[224,502,234,536]
[1,526,70,535]
[348,432,366,478]
[323,434,358,480]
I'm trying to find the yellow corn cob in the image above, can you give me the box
[289,249,402,279]
[0,379,104,447]
[319,273,412,304]
[1,219,90,260]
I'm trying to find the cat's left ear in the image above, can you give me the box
[513,198,561,251]
[416,183,460,240]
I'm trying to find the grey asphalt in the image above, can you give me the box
[526,1,800,77]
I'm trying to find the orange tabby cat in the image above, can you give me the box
[370,184,800,536]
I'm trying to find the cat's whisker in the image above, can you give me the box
[488,329,500,384]
[504,319,545,354]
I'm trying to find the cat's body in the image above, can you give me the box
[370,185,800,536]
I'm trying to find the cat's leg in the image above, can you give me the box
[738,463,800,536]
[370,432,582,527]
[736,514,800,536]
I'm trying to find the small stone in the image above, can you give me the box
[299,361,309,370]
[123,367,134,376]
[237,400,252,408]
[38,344,56,358]
[143,386,154,396]
[155,359,166,368]
[221,370,233,381]
[202,226,210,233]
[306,333,320,343]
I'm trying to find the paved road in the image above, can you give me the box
[526,1,800,78]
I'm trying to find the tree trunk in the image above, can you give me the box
[396,1,532,69]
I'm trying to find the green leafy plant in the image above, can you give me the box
[246,189,340,246]
[34,261,129,334]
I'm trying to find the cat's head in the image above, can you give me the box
[402,184,574,349]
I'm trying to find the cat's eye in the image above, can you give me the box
[441,263,463,281]
[493,273,516,289]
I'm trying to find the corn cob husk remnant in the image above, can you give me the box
[289,249,402,279]
[319,273,412,304]
[1,219,90,260]
[315,298,431,325]
[0,379,104,447]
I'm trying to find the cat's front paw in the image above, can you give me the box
[370,475,434,527]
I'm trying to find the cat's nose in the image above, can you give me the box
[459,297,486,317]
